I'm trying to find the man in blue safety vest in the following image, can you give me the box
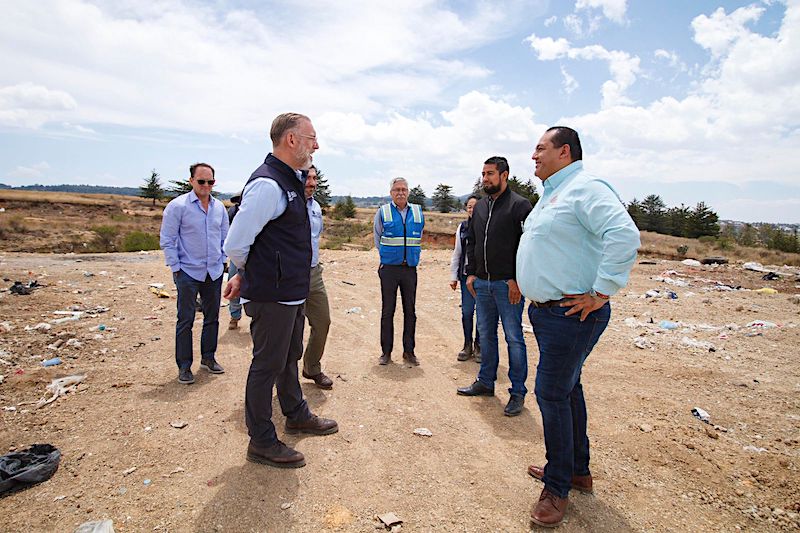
[372,177,425,366]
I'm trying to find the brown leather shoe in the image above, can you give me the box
[379,353,391,365]
[531,488,568,528]
[247,440,305,468]
[528,465,593,494]
[228,318,239,330]
[402,352,419,366]
[302,371,333,390]
[285,415,339,435]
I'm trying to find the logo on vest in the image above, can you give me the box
[287,191,298,202]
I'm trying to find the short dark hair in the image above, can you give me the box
[465,194,480,206]
[270,113,309,145]
[546,126,582,161]
[189,162,215,178]
[484,156,509,176]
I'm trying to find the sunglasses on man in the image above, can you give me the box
[196,179,215,185]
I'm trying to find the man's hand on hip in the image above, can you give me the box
[223,273,241,300]
[561,292,607,321]
[449,280,458,291]
[507,279,522,305]
[466,275,477,298]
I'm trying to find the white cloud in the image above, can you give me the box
[653,49,687,72]
[691,5,765,58]
[575,0,628,24]
[560,66,579,95]
[6,162,51,180]
[0,83,77,128]
[526,34,640,107]
[544,15,557,27]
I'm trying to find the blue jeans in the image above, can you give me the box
[227,262,242,320]
[459,275,479,345]
[173,270,222,369]
[529,302,610,499]
[474,278,527,397]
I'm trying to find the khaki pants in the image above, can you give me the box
[303,264,331,375]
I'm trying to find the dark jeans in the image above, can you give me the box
[459,274,479,346]
[475,278,527,397]
[244,301,311,447]
[378,264,417,354]
[227,262,242,320]
[173,270,222,370]
[529,302,610,499]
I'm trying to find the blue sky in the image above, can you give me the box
[1,0,798,223]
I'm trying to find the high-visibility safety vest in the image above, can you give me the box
[378,202,424,266]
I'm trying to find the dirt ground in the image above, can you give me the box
[0,249,799,532]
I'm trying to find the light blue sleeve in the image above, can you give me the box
[373,209,383,249]
[223,179,283,270]
[220,201,229,263]
[159,199,181,271]
[574,180,641,296]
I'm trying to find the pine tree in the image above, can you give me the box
[640,194,667,233]
[507,175,540,207]
[665,205,691,237]
[432,183,455,213]
[626,198,643,229]
[738,224,757,246]
[314,168,331,210]
[139,169,164,206]
[408,185,427,209]
[333,196,356,219]
[687,202,720,238]
[166,179,193,197]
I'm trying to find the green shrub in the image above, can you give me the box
[698,235,716,244]
[91,225,120,252]
[121,231,160,251]
[676,244,689,256]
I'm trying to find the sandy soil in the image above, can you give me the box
[0,249,799,532]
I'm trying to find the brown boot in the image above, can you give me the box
[403,352,420,366]
[379,353,391,365]
[531,488,568,528]
[302,370,333,390]
[527,464,593,494]
[457,341,473,361]
[285,415,339,435]
[246,441,305,468]
[473,340,482,363]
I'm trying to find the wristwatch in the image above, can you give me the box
[589,289,609,300]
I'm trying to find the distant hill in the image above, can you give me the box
[0,183,232,200]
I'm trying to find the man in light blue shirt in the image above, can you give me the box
[302,165,333,389]
[516,127,640,527]
[159,162,229,385]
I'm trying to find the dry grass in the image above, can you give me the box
[639,230,800,266]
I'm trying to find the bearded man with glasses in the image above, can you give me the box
[160,162,229,385]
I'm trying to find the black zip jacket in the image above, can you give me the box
[466,187,532,281]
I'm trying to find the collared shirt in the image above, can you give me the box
[373,202,408,248]
[516,161,640,303]
[223,169,306,305]
[159,190,228,282]
[307,196,323,268]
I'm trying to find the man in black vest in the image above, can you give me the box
[224,113,338,469]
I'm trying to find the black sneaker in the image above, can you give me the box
[178,368,195,384]
[200,359,224,374]
[504,395,525,417]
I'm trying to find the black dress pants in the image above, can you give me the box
[378,264,417,355]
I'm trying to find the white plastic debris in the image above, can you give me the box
[745,320,777,329]
[633,337,652,350]
[74,519,115,533]
[413,427,433,437]
[681,259,702,267]
[25,322,52,332]
[170,420,188,429]
[691,407,710,423]
[346,307,362,314]
[742,262,770,273]
[742,445,767,453]
[681,337,716,351]
[36,374,87,408]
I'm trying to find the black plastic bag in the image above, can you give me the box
[0,444,61,495]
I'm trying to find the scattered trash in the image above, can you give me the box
[681,337,716,352]
[143,479,151,486]
[639,423,653,433]
[754,287,778,295]
[53,495,66,501]
[0,375,4,384]
[521,324,533,334]
[122,467,137,476]
[743,445,767,453]
[377,512,403,529]
[83,271,94,277]
[639,260,657,265]
[9,280,40,296]
[167,467,185,476]
[646,289,678,299]
[148,283,165,289]
[149,287,170,298]
[413,427,433,437]
[51,311,82,325]
[761,272,780,281]
[701,256,728,265]
[691,407,710,423]
[0,444,61,495]
[346,307,362,314]
[341,281,356,286]
[41,357,62,367]
[170,420,188,429]
[280,502,293,510]
[36,374,87,408]
[26,322,52,332]
[633,337,652,350]
[743,262,770,273]
[681,259,702,267]
[745,320,777,329]
[74,519,115,533]
[659,320,679,330]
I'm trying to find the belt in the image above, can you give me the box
[530,298,568,308]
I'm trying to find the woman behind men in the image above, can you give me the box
[449,195,481,362]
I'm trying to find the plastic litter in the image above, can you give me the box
[745,320,777,329]
[754,287,778,295]
[681,259,702,267]
[633,338,652,350]
[659,320,679,330]
[681,337,716,352]
[742,445,767,453]
[413,427,433,437]
[691,407,710,423]
[743,262,770,273]
[0,444,61,495]
[74,519,115,533]
[149,287,170,298]
[701,256,728,265]
[346,307,362,314]
[761,272,780,281]
[41,357,62,367]
[36,374,87,408]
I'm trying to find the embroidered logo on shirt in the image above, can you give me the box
[287,191,298,202]
[549,194,559,204]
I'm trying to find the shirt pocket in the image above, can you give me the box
[530,204,555,237]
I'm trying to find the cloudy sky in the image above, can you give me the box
[1,0,799,223]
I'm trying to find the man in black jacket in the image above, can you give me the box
[457,156,533,417]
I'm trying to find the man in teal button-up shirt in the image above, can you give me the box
[517,127,640,527]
